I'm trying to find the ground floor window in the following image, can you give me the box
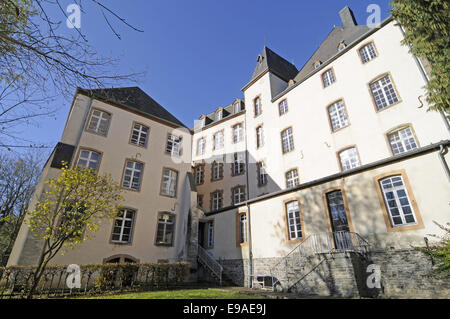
[155,212,175,246]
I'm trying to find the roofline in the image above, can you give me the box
[271,16,395,103]
[76,88,191,133]
[205,139,450,216]
[192,109,246,132]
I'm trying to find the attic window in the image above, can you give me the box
[216,110,222,121]
[288,79,295,87]
[338,42,347,52]
[313,61,322,69]
[257,54,263,63]
[234,101,241,113]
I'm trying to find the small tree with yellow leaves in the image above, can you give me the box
[26,162,123,298]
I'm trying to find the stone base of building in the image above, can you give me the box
[212,249,449,298]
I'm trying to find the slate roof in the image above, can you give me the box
[77,86,187,128]
[247,46,298,87]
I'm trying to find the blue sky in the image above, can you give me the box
[20,0,393,156]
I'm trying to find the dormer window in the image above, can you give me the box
[234,101,241,113]
[288,79,295,87]
[338,42,347,52]
[313,61,322,69]
[216,110,222,121]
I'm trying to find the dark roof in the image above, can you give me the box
[194,99,245,130]
[294,6,371,82]
[77,86,187,128]
[246,46,298,87]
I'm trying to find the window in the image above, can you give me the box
[257,162,267,186]
[211,161,224,181]
[256,126,263,148]
[86,109,111,136]
[238,212,247,244]
[122,161,143,191]
[339,147,361,171]
[161,168,178,197]
[111,209,135,244]
[328,100,349,132]
[197,194,203,208]
[232,185,246,205]
[388,127,418,155]
[234,101,241,113]
[207,221,214,248]
[211,190,223,211]
[130,123,149,147]
[77,149,101,171]
[286,169,299,188]
[155,212,175,246]
[232,152,245,176]
[325,190,350,233]
[197,138,205,155]
[379,176,417,227]
[322,69,336,87]
[194,164,204,185]
[279,99,288,115]
[285,201,302,240]
[313,61,321,69]
[281,127,294,153]
[233,124,243,143]
[254,97,262,116]
[213,131,224,150]
[370,74,400,111]
[359,42,377,63]
[166,135,182,156]
[338,42,346,52]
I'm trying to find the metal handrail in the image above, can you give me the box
[197,245,223,285]
[269,231,369,291]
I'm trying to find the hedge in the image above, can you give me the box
[0,262,190,299]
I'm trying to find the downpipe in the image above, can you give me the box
[439,144,450,183]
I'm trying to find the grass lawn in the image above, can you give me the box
[80,288,266,299]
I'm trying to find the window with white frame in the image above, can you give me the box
[281,127,294,153]
[211,161,223,181]
[232,185,246,205]
[370,75,399,111]
[379,175,417,227]
[254,97,262,116]
[213,131,224,150]
[286,200,302,240]
[194,164,204,185]
[77,149,101,171]
[388,127,418,155]
[232,152,245,176]
[86,109,111,136]
[328,100,349,132]
[322,69,336,87]
[216,110,222,121]
[130,123,149,147]
[256,126,263,148]
[233,124,243,143]
[339,147,361,171]
[155,212,175,246]
[257,161,267,186]
[161,168,178,197]
[286,169,299,188]
[211,190,223,211]
[279,99,288,115]
[122,161,143,191]
[166,134,182,156]
[111,209,135,244]
[239,213,247,244]
[359,42,377,63]
[197,138,205,155]
[207,221,214,248]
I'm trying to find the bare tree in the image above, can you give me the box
[0,0,144,148]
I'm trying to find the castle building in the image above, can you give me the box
[8,7,450,297]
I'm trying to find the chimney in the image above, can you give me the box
[339,6,357,27]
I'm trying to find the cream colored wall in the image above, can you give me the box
[243,20,449,201]
[192,113,247,210]
[211,151,450,260]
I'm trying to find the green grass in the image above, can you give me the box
[80,288,265,299]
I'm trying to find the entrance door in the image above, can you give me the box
[198,222,205,248]
[325,190,353,251]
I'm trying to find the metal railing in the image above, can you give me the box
[269,231,369,291]
[197,245,223,285]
